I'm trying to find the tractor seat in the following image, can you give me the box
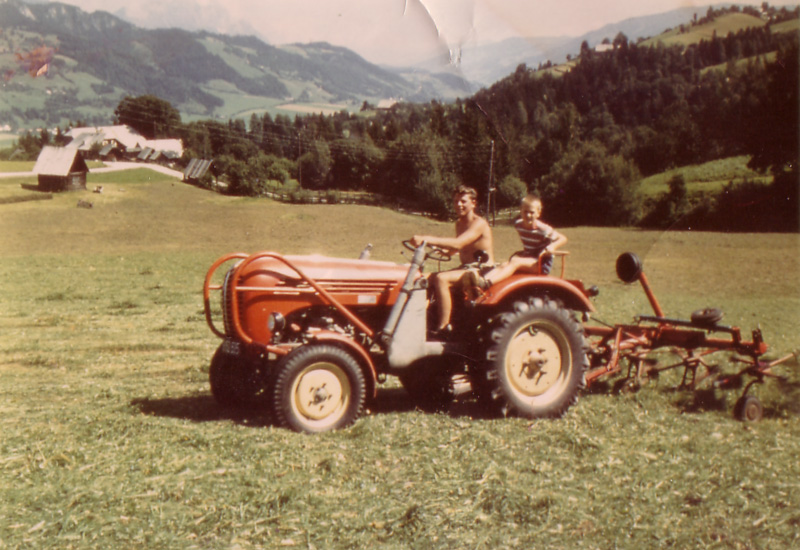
[691,308,724,327]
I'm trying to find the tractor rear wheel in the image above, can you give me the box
[273,345,366,433]
[480,298,588,418]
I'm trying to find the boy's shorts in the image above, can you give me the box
[518,250,553,275]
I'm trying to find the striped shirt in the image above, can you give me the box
[515,218,558,257]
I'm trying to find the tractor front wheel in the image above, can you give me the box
[273,345,366,433]
[480,298,588,418]
[209,345,270,409]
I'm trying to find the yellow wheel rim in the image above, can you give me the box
[290,362,351,429]
[504,321,570,399]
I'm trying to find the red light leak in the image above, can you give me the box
[5,45,56,80]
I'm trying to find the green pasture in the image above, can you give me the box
[1,172,799,549]
[643,13,767,48]
[0,133,18,149]
[638,155,770,197]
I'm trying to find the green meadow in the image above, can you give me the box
[1,170,799,549]
[637,156,770,197]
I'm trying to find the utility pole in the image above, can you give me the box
[486,140,495,226]
[297,131,302,187]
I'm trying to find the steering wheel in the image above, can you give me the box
[402,240,452,263]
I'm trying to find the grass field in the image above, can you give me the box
[1,172,799,549]
[642,13,767,48]
[638,156,770,197]
[0,133,18,149]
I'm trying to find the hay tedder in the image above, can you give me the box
[583,253,797,421]
[203,244,796,432]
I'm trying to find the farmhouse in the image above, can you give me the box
[33,146,89,192]
[66,125,145,158]
[65,125,184,162]
[145,139,183,160]
[377,98,399,110]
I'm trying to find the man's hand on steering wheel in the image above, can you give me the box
[402,239,452,263]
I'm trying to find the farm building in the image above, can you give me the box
[98,142,124,161]
[183,158,213,183]
[66,125,145,158]
[33,146,89,192]
[65,126,183,161]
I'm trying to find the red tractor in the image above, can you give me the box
[203,242,596,432]
[204,244,795,432]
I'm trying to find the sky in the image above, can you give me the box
[52,0,795,66]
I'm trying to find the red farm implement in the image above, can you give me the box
[583,252,797,421]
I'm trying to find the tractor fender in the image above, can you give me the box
[479,276,595,313]
[308,330,378,398]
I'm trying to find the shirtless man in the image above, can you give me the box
[411,185,494,336]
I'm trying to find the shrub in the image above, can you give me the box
[496,175,527,208]
[543,141,642,226]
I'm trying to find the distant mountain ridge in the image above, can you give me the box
[427,5,732,84]
[0,0,473,129]
[0,0,780,131]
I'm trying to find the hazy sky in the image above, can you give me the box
[53,0,792,66]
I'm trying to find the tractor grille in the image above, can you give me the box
[221,267,237,337]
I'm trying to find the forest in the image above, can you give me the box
[12,6,800,231]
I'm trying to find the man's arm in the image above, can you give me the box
[412,218,489,252]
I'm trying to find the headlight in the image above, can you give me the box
[267,312,286,332]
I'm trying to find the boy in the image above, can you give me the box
[410,185,494,336]
[469,193,566,289]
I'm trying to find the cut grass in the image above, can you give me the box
[1,172,799,549]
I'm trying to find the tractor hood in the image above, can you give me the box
[240,254,411,285]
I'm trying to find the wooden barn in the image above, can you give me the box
[183,158,213,184]
[33,146,89,192]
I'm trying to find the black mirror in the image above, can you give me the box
[616,252,643,283]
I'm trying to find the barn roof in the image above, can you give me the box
[146,138,183,157]
[66,125,145,150]
[98,143,116,156]
[33,146,89,177]
[65,126,184,157]
[184,158,212,180]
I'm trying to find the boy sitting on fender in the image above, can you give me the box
[469,193,566,289]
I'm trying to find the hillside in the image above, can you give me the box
[425,5,764,86]
[0,0,473,130]
[642,12,767,47]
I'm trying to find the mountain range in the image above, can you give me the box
[0,0,754,131]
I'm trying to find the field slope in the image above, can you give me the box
[1,174,799,549]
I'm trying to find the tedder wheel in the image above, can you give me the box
[734,395,764,422]
[209,345,271,409]
[480,297,588,418]
[691,308,724,326]
[272,344,366,433]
